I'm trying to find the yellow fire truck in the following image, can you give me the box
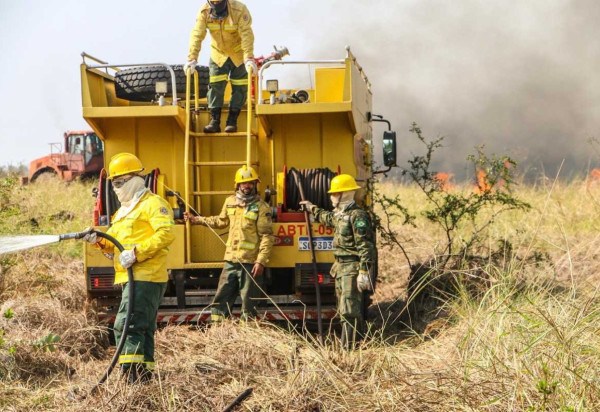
[80,47,397,323]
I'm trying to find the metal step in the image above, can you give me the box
[97,306,339,324]
[192,190,235,196]
[190,160,257,167]
[189,131,257,138]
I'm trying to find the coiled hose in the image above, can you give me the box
[285,168,336,211]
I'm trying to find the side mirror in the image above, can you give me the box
[382,131,397,167]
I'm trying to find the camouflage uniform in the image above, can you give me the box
[195,195,274,320]
[312,201,376,344]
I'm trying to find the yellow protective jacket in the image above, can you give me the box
[196,195,274,266]
[187,0,254,67]
[97,191,175,284]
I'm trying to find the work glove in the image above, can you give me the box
[183,60,197,74]
[82,227,98,244]
[357,270,373,292]
[119,249,136,269]
[299,200,315,213]
[244,58,258,74]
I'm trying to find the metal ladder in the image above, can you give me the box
[183,68,258,263]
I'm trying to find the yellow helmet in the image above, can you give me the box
[234,165,260,185]
[108,152,144,179]
[328,174,361,193]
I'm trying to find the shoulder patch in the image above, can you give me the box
[355,219,367,228]
[160,207,169,215]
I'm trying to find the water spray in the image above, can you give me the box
[0,235,61,255]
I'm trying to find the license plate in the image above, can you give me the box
[298,237,333,251]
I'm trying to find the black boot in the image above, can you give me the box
[224,108,241,133]
[341,323,353,351]
[341,318,364,350]
[121,363,152,385]
[204,108,222,133]
[121,363,140,384]
[138,367,154,383]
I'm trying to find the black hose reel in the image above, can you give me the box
[285,167,336,211]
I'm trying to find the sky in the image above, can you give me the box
[1,0,599,180]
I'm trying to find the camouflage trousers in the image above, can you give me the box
[332,261,365,347]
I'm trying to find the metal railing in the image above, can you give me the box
[256,47,372,102]
[81,52,179,106]
[257,59,345,104]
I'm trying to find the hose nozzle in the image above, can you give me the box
[59,228,94,241]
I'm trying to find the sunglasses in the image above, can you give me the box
[112,175,134,188]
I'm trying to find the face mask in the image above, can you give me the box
[330,193,342,208]
[332,191,356,209]
[208,0,228,18]
[114,175,145,204]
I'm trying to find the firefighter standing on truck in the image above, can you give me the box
[184,166,274,321]
[185,0,255,134]
[84,153,175,384]
[301,174,376,349]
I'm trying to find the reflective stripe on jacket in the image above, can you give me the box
[98,191,175,284]
[197,195,274,266]
[188,0,254,67]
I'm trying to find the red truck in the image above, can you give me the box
[25,130,104,183]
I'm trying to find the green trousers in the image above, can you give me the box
[114,281,167,370]
[211,261,261,321]
[335,262,365,348]
[208,58,248,110]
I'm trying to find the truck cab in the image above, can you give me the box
[27,131,104,182]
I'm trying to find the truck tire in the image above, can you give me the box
[114,65,209,102]
[30,167,57,183]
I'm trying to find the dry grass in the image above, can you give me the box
[1,176,599,411]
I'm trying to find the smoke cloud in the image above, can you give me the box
[288,0,600,180]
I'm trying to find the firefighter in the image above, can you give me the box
[84,153,175,383]
[185,0,256,134]
[184,165,274,321]
[300,174,376,349]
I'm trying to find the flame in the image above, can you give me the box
[590,168,600,180]
[434,172,454,191]
[587,168,600,187]
[474,169,494,194]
